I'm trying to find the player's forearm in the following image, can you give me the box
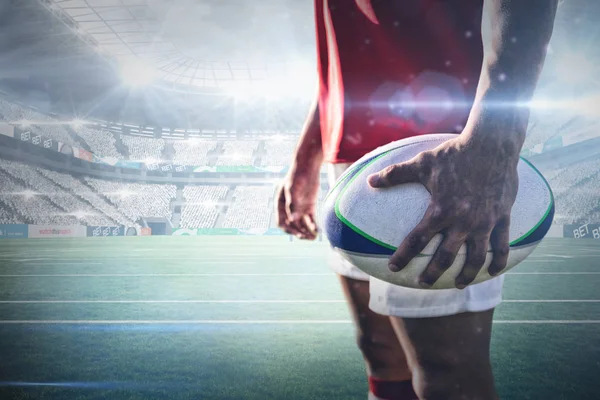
[291,98,323,173]
[463,0,558,157]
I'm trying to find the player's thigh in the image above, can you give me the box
[339,276,405,358]
[390,309,495,381]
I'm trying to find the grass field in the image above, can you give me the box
[0,236,599,400]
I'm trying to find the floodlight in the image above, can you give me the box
[118,190,134,198]
[71,119,85,129]
[119,58,157,88]
[21,190,37,199]
[72,210,93,219]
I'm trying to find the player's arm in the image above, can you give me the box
[369,0,558,288]
[291,98,324,176]
[276,0,328,240]
[463,0,559,155]
[276,98,323,239]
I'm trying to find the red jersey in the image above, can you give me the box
[316,0,485,163]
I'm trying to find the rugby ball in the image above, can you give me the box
[322,134,554,289]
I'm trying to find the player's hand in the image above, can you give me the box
[276,164,320,240]
[367,136,520,289]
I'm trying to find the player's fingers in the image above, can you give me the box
[455,236,489,289]
[290,214,317,240]
[276,187,304,237]
[388,202,450,272]
[283,185,312,237]
[276,187,288,228]
[303,214,319,237]
[281,225,295,235]
[488,216,511,276]
[389,224,436,273]
[367,160,421,188]
[288,218,309,238]
[418,233,464,288]
[290,211,313,237]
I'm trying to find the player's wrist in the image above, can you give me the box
[460,89,527,160]
[292,139,323,172]
[290,154,323,177]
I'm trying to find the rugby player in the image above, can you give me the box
[277,1,558,399]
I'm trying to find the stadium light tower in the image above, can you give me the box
[119,58,157,88]
[20,190,38,200]
[71,119,85,129]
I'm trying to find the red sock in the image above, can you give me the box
[368,376,418,400]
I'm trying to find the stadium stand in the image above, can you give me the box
[85,178,176,222]
[0,98,26,121]
[261,139,297,167]
[549,158,600,195]
[0,98,81,147]
[37,168,137,227]
[74,126,123,158]
[543,157,600,224]
[0,206,22,225]
[3,89,600,231]
[179,185,229,228]
[0,159,117,226]
[173,139,216,166]
[31,121,80,148]
[222,185,274,229]
[216,140,259,166]
[0,170,79,226]
[554,184,600,225]
[121,135,165,162]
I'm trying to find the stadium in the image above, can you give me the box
[0,0,598,399]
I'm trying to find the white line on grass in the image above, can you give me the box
[0,300,344,304]
[0,299,598,304]
[0,262,258,266]
[539,254,575,259]
[507,272,600,275]
[503,299,600,303]
[0,319,598,325]
[3,255,318,259]
[0,272,598,277]
[0,273,333,277]
[493,320,600,324]
[0,262,105,266]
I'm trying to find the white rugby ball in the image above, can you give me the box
[322,134,554,289]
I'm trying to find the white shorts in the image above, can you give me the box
[327,163,504,318]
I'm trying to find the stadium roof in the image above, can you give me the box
[46,0,315,90]
[1,0,598,134]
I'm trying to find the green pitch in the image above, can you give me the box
[0,237,598,400]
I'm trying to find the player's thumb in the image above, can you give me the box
[368,161,419,188]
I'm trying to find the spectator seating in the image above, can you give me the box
[74,127,122,158]
[216,141,259,166]
[222,185,275,229]
[261,139,297,167]
[121,135,165,163]
[172,140,216,166]
[85,178,176,222]
[179,185,229,228]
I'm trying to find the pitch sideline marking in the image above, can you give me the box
[0,272,598,277]
[0,299,598,304]
[0,273,334,277]
[0,319,599,325]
